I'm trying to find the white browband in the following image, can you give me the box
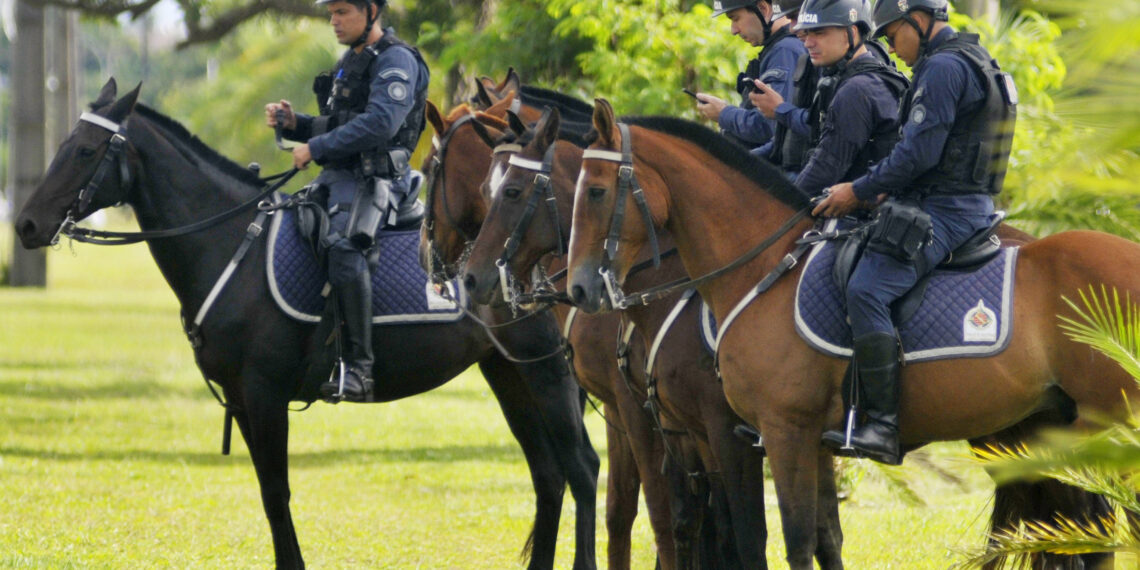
[493,143,524,155]
[581,149,624,163]
[79,112,122,133]
[508,155,546,172]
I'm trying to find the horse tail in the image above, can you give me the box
[519,525,535,565]
[986,479,1113,570]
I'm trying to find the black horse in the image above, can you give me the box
[14,79,599,570]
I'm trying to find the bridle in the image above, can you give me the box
[423,113,479,284]
[52,112,297,247]
[490,140,568,308]
[579,123,663,308]
[50,112,134,246]
[579,122,813,311]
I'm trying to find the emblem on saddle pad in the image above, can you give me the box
[962,299,998,343]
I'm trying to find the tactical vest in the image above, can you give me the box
[805,51,909,181]
[313,30,429,168]
[769,53,815,171]
[737,27,794,110]
[901,33,1017,196]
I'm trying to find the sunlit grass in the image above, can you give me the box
[0,237,996,567]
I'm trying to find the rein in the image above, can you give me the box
[581,122,812,309]
[57,112,300,246]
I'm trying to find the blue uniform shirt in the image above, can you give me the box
[309,38,427,167]
[718,34,805,147]
[851,27,987,202]
[795,53,902,197]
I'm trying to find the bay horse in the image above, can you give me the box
[13,78,600,570]
[564,99,1133,568]
[461,107,791,568]
[420,98,686,569]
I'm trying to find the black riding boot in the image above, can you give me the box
[321,271,375,402]
[822,332,901,465]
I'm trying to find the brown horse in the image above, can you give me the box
[565,99,1135,568]
[461,107,805,569]
[420,98,679,569]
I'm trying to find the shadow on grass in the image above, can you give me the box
[0,443,525,467]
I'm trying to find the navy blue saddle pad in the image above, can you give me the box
[266,197,464,325]
[794,237,1018,362]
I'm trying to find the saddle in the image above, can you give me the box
[831,212,1004,324]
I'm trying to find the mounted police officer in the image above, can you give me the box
[765,0,908,196]
[265,0,430,402]
[695,0,806,149]
[812,0,1016,463]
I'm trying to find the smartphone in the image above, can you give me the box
[745,78,765,94]
[681,88,700,100]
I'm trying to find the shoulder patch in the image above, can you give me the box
[379,67,410,81]
[910,104,927,125]
[388,82,408,101]
[759,68,787,83]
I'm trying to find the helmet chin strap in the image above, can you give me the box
[749,3,773,40]
[349,2,378,48]
[902,12,938,64]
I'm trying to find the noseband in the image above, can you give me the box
[51,112,133,246]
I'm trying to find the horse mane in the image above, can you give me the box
[445,103,474,122]
[133,104,265,187]
[519,86,594,117]
[620,116,810,211]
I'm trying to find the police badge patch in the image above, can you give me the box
[910,104,926,124]
[898,0,909,11]
[388,82,408,101]
[849,8,857,22]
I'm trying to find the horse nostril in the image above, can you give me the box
[463,273,478,295]
[15,217,36,241]
[570,284,588,306]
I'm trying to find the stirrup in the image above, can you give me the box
[320,359,373,403]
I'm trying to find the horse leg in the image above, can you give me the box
[813,452,844,569]
[232,386,303,569]
[662,435,703,570]
[478,354,568,569]
[761,421,824,570]
[706,421,767,569]
[603,408,640,570]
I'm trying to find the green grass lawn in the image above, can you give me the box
[0,228,999,568]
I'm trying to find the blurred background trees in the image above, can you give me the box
[3,0,1139,283]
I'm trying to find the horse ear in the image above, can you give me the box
[484,90,516,117]
[503,68,521,96]
[506,110,528,137]
[425,100,446,134]
[469,119,498,149]
[534,107,560,151]
[91,77,118,110]
[593,98,618,149]
[106,82,141,122]
[474,80,496,109]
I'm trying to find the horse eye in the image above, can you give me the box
[77,146,96,158]
[588,186,607,200]
[504,186,522,200]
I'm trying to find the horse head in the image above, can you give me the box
[17,78,141,248]
[419,100,510,282]
[566,98,666,313]
[463,106,575,306]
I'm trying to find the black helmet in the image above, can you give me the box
[794,0,873,35]
[773,0,806,20]
[314,0,386,6]
[871,0,947,38]
[712,0,762,18]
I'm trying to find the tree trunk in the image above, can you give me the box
[8,0,47,287]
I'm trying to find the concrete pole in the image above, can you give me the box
[8,0,47,287]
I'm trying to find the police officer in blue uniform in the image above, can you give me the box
[695,0,806,149]
[782,0,907,196]
[812,0,1016,464]
[266,0,430,402]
